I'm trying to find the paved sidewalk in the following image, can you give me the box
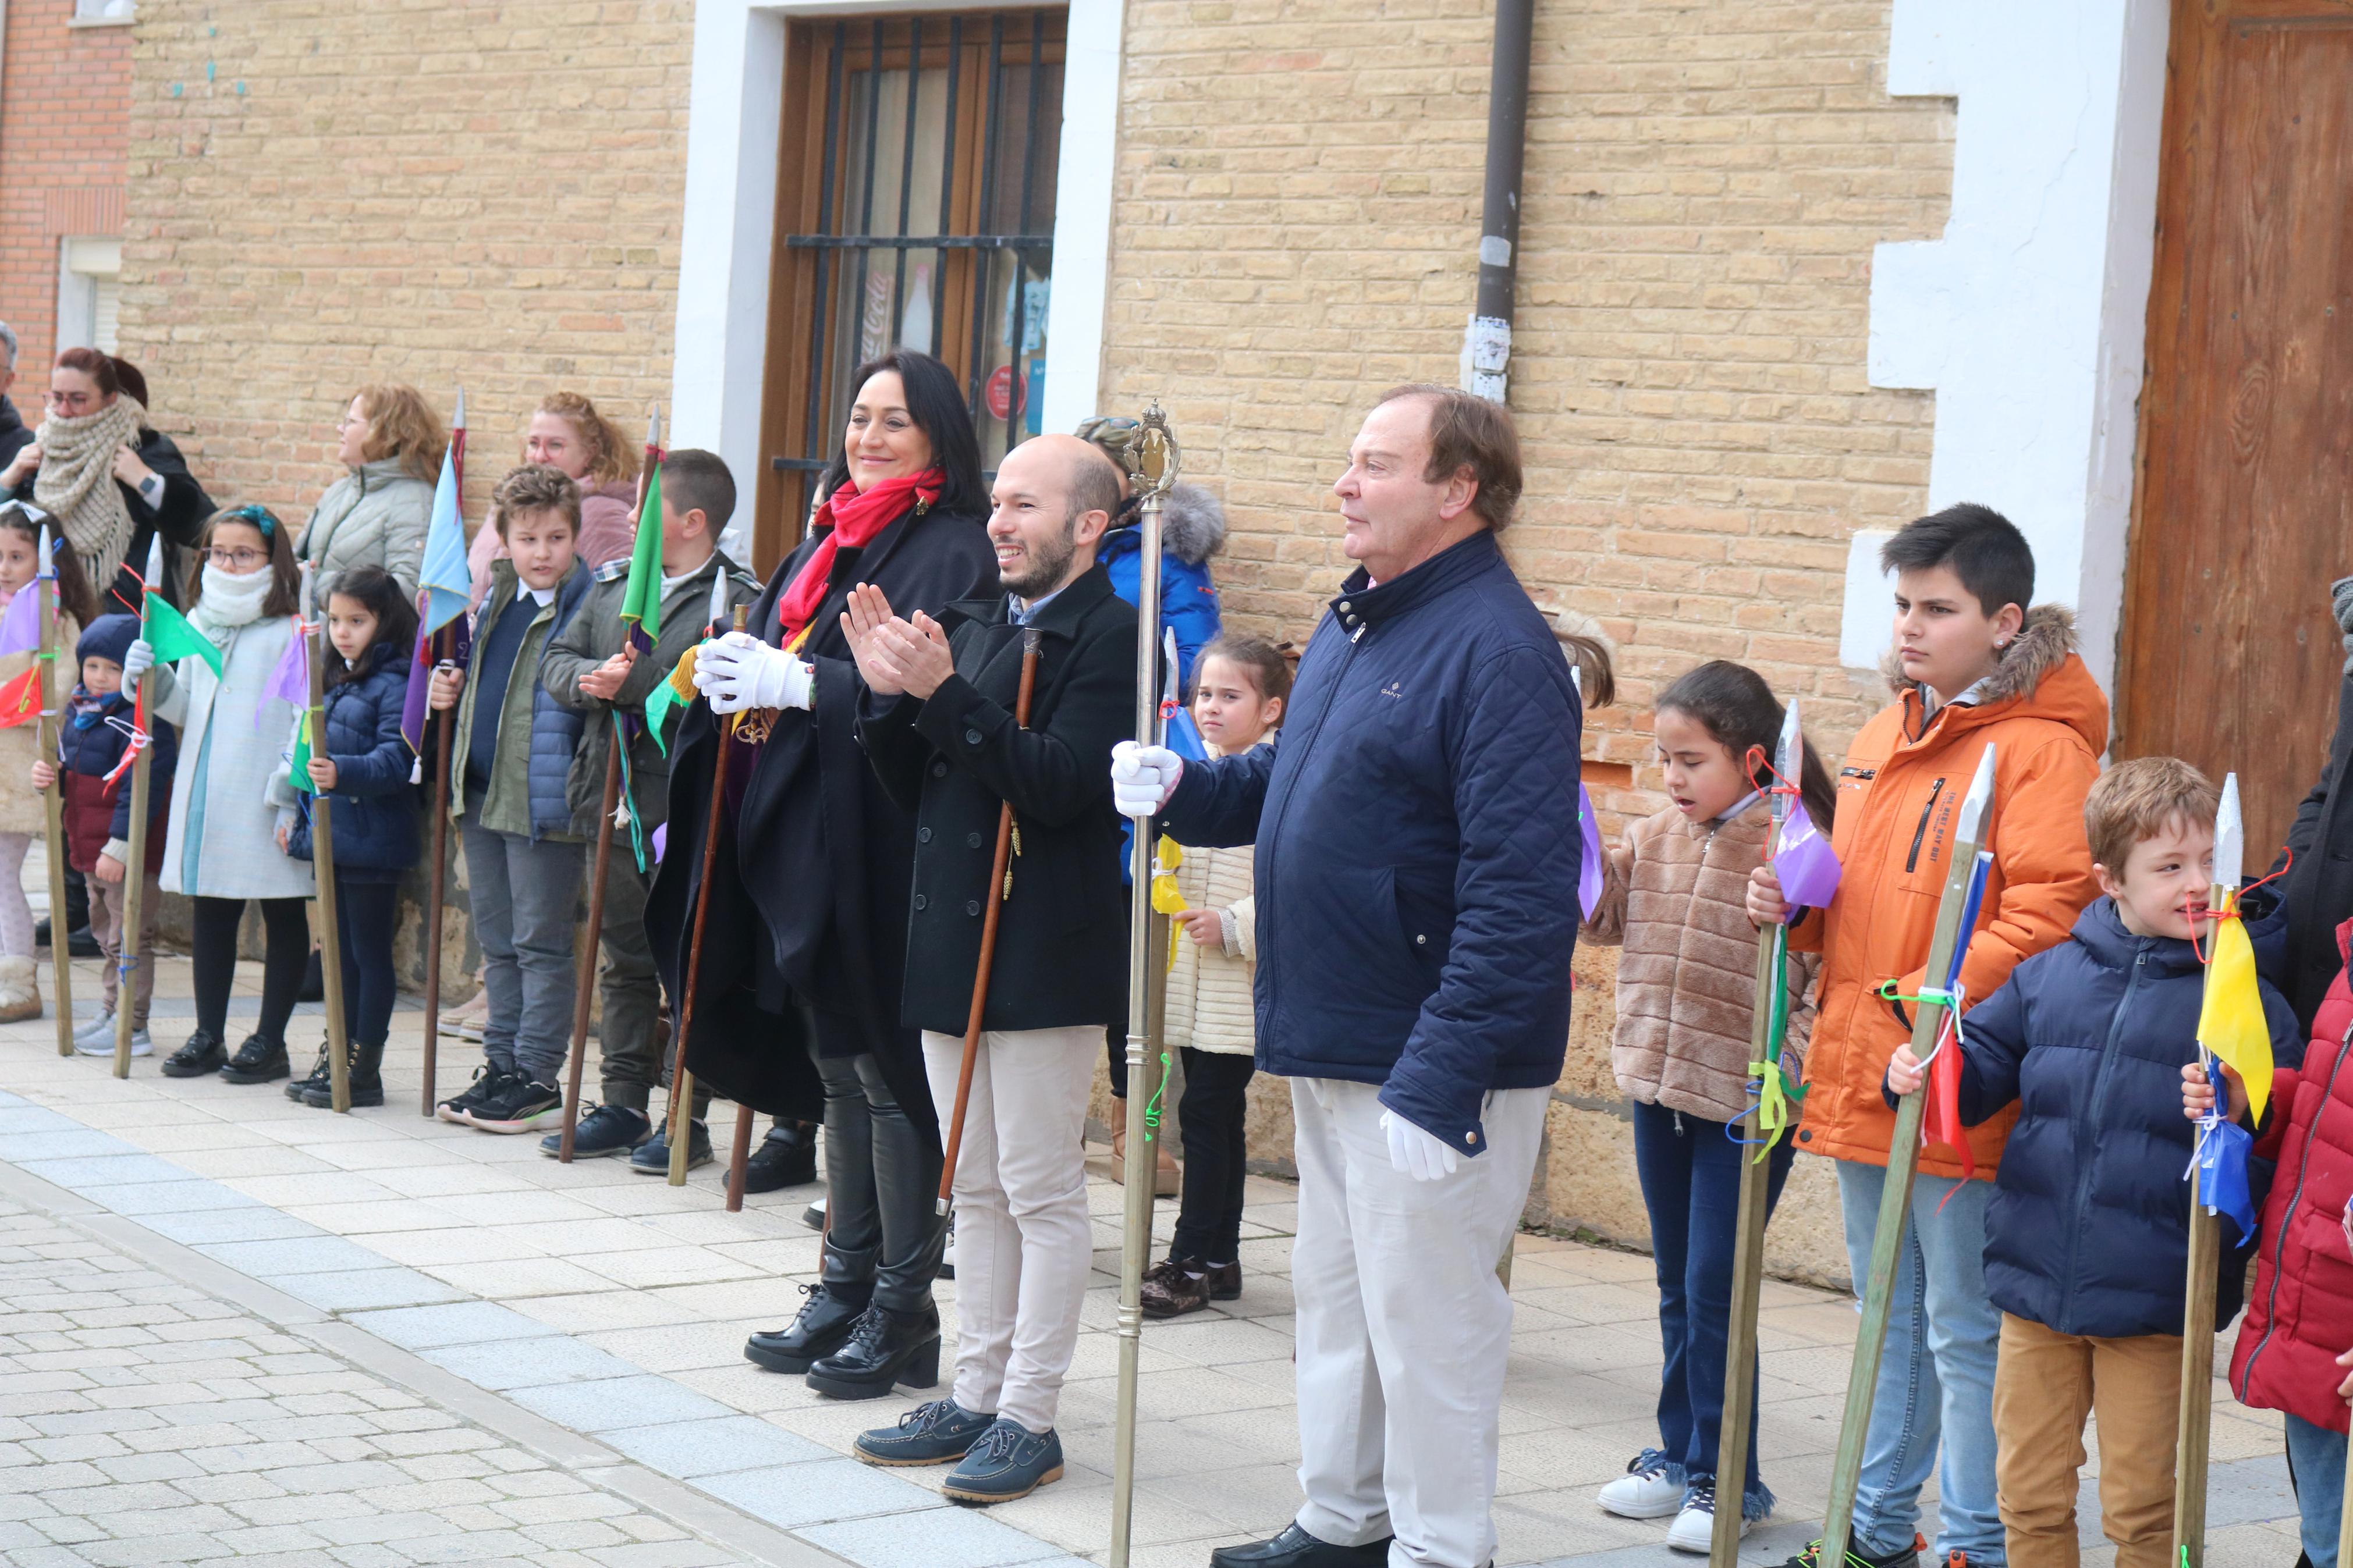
[0,947,2312,1567]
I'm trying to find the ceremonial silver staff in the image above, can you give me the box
[1110,403,1180,1567]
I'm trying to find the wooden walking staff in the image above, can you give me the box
[112,536,169,1080]
[1818,744,1998,1568]
[1110,401,1181,1568]
[300,564,355,1112]
[36,524,73,1058]
[2173,774,2243,1565]
[670,594,750,1186]
[1709,698,1804,1568]
[932,627,1044,1215]
[559,404,662,1162]
[420,386,466,1115]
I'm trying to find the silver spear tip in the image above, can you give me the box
[2214,773,2244,890]
[1956,743,1997,845]
[452,386,466,429]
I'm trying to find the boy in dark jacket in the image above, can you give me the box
[34,613,175,1055]
[1886,758,2302,1568]
[427,465,591,1136]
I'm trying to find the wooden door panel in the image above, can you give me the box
[2120,0,2353,861]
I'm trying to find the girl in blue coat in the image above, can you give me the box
[278,564,420,1108]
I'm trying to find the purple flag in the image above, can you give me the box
[1775,798,1843,918]
[1577,783,1605,918]
[261,628,308,713]
[0,584,37,657]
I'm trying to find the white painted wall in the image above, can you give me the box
[672,0,1123,560]
[1859,0,2171,698]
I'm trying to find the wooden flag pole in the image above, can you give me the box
[303,565,354,1112]
[2173,773,2242,1566]
[1110,402,1180,1568]
[37,525,73,1058]
[559,405,660,1162]
[420,386,465,1115]
[668,602,746,1186]
[1709,699,1802,1568]
[112,535,167,1080]
[1818,743,1998,1568]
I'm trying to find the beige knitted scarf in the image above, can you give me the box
[33,393,145,589]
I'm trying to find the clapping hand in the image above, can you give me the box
[840,586,954,700]
[578,646,638,701]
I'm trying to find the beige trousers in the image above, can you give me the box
[1992,1311,2181,1568]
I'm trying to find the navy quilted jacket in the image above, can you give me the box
[1928,896,2305,1337]
[1160,529,1584,1156]
[285,642,420,873]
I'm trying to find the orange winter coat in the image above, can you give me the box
[1791,605,2107,1179]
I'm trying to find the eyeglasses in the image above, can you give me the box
[205,547,269,569]
[42,391,95,413]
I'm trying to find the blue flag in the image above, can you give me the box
[418,442,470,635]
[2194,1117,2259,1245]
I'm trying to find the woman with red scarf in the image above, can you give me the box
[648,349,996,1399]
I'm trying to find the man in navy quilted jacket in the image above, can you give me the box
[1113,385,1584,1568]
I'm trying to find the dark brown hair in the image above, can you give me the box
[491,464,582,540]
[323,564,417,689]
[1374,383,1525,532]
[1194,633,1293,707]
[1653,660,1837,830]
[189,505,301,619]
[52,347,120,400]
[0,504,97,630]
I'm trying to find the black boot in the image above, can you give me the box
[219,1032,290,1085]
[286,1041,332,1101]
[303,1039,384,1109]
[739,1120,819,1194]
[804,1302,942,1400]
[162,1029,226,1079]
[746,1280,872,1374]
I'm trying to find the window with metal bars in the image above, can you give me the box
[757,10,1066,569]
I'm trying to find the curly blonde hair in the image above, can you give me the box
[533,392,640,488]
[352,385,448,482]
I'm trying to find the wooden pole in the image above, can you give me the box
[1819,744,1999,1568]
[303,567,353,1112]
[668,602,746,1186]
[1709,702,1802,1567]
[2174,774,2244,1567]
[725,1101,757,1212]
[37,525,72,1058]
[1110,403,1180,1568]
[934,630,1042,1214]
[112,535,166,1080]
[420,386,465,1114]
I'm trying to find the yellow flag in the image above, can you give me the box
[2198,895,2274,1125]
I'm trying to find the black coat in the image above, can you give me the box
[651,503,997,1133]
[858,561,1138,1035]
[12,425,214,615]
[2277,610,2353,1030]
[0,398,31,478]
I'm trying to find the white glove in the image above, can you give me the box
[1110,741,1183,820]
[121,638,155,687]
[1381,1109,1461,1183]
[693,631,812,714]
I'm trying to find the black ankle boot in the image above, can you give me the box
[219,1033,289,1085]
[303,1040,385,1109]
[804,1303,941,1400]
[744,1281,873,1374]
[286,1042,332,1101]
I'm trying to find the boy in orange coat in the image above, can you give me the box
[1748,504,2104,1568]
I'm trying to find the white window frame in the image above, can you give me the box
[56,235,122,355]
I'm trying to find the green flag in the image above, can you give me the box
[289,710,318,795]
[617,460,663,635]
[144,591,223,679]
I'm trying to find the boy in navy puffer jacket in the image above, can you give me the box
[1886,758,2302,1568]
[35,613,176,1054]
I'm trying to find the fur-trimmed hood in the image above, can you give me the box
[1104,482,1226,568]
[1881,603,2109,756]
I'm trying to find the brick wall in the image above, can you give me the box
[0,0,133,387]
[120,0,693,524]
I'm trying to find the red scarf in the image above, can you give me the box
[775,468,943,646]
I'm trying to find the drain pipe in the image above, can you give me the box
[1462,0,1532,404]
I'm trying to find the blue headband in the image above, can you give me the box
[226,504,279,539]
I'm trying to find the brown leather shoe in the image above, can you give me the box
[1203,1260,1241,1301]
[1139,1258,1211,1318]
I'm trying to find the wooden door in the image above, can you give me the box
[2117,0,2353,862]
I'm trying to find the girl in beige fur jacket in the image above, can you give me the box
[0,506,93,1021]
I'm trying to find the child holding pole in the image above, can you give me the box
[1747,504,2106,1568]
[1586,660,1833,1547]
[276,564,420,1108]
[0,503,93,1022]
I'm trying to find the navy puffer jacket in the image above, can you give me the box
[1161,529,1584,1157]
[1929,896,2305,1338]
[286,641,421,874]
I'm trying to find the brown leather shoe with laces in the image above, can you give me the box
[1139,1258,1213,1318]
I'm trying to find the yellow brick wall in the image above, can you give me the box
[119,1,692,524]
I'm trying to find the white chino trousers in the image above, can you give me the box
[1290,1076,1549,1568]
[921,1025,1098,1434]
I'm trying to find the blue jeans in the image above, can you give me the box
[2287,1413,2347,1568]
[1632,1100,1796,1517]
[1833,1158,2004,1565]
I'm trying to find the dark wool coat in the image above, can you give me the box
[1160,529,1584,1158]
[1916,897,2304,1339]
[651,503,997,1134]
[285,641,421,876]
[857,562,1139,1036]
[17,426,215,616]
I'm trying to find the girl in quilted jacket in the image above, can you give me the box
[1137,635,1287,1321]
[1584,660,1833,1548]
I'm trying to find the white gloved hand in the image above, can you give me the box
[693,631,812,714]
[1381,1109,1461,1183]
[121,638,155,687]
[1110,741,1184,820]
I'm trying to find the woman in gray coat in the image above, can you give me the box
[295,384,444,594]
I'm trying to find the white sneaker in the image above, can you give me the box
[73,1027,150,1059]
[1666,1490,1749,1553]
[125,1030,152,1058]
[1596,1451,1684,1519]
[73,1011,116,1044]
